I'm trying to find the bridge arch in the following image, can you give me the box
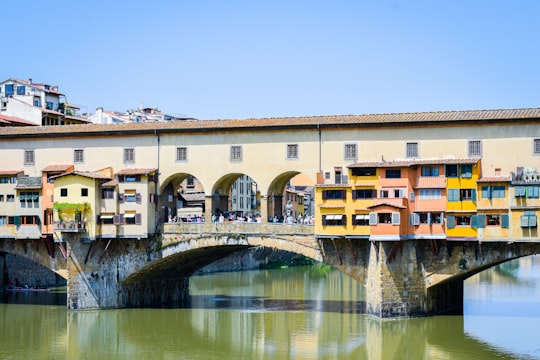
[159,172,208,222]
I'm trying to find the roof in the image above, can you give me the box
[102,179,118,187]
[0,107,539,138]
[50,171,112,181]
[349,158,479,168]
[0,114,38,127]
[0,170,23,176]
[367,202,407,209]
[116,168,157,175]
[477,176,511,183]
[42,164,73,172]
[179,192,205,202]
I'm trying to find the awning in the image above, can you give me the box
[355,214,369,220]
[100,214,114,219]
[325,214,343,220]
[123,213,136,218]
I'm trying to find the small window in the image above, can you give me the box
[378,213,392,224]
[352,189,377,199]
[287,144,299,159]
[419,189,442,200]
[386,169,401,178]
[446,164,458,177]
[344,143,357,161]
[322,190,345,200]
[460,188,475,201]
[351,167,376,176]
[74,149,84,163]
[124,148,135,163]
[176,147,188,161]
[81,188,88,197]
[0,195,4,202]
[102,188,115,199]
[7,195,15,202]
[353,214,369,226]
[322,214,346,226]
[124,190,137,202]
[486,214,501,226]
[534,139,540,155]
[421,166,439,177]
[230,145,242,162]
[406,142,418,158]
[456,215,471,226]
[24,150,35,165]
[468,140,482,158]
[461,164,473,178]
[60,188,68,197]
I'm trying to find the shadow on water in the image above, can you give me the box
[0,289,67,306]
[190,294,365,313]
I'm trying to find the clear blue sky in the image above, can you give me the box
[4,1,540,120]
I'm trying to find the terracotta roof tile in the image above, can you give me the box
[0,170,23,175]
[349,158,479,168]
[102,179,118,187]
[0,108,539,138]
[50,171,112,181]
[116,168,157,175]
[42,164,74,172]
[477,176,511,182]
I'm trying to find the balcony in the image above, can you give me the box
[54,221,86,232]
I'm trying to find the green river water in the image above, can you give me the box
[1,256,540,360]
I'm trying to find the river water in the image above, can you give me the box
[1,256,540,360]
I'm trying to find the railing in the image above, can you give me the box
[163,221,314,235]
[54,221,86,232]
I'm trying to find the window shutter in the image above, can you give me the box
[369,212,378,225]
[339,190,345,199]
[409,192,415,202]
[520,215,529,228]
[414,213,420,226]
[113,214,123,225]
[447,215,455,229]
[322,191,327,200]
[448,189,458,202]
[482,186,491,199]
[471,215,478,229]
[322,215,327,226]
[530,215,538,228]
[520,186,527,197]
[14,216,20,227]
[476,214,486,228]
[119,193,125,203]
[341,214,346,226]
[96,215,101,223]
[409,214,414,226]
[36,216,41,226]
[135,213,142,225]
[352,190,357,200]
[427,212,432,225]
[136,193,142,204]
[372,189,377,198]
[501,214,509,228]
[392,212,400,225]
[440,212,445,225]
[472,189,477,201]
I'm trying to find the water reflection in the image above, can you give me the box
[0,261,539,359]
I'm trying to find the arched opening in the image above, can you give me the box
[267,172,315,224]
[159,173,207,223]
[211,173,260,221]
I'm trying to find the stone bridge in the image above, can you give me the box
[3,225,540,318]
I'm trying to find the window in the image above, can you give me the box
[19,192,39,208]
[322,190,345,200]
[482,186,506,199]
[446,165,458,177]
[176,147,187,161]
[534,139,540,155]
[102,188,115,199]
[124,212,140,225]
[24,150,35,165]
[124,148,135,163]
[5,84,13,97]
[376,213,398,224]
[74,149,84,163]
[0,176,16,184]
[120,175,141,183]
[380,190,389,198]
[325,172,331,180]
[460,189,476,201]
[322,214,345,226]
[7,195,14,202]
[344,143,357,161]
[0,195,3,202]
[124,190,137,202]
[421,166,439,177]
[486,214,501,226]
[386,169,401,178]
[0,216,6,226]
[99,213,115,225]
[20,216,38,225]
[419,189,442,200]
[81,188,88,197]
[187,177,194,189]
[456,215,471,226]
[406,142,418,158]
[230,145,242,161]
[60,188,68,197]
[520,211,538,228]
[286,144,298,159]
[351,167,376,176]
[352,189,377,199]
[461,164,472,178]
[353,214,369,226]
[468,140,482,158]
[16,86,25,95]
[526,186,540,198]
[393,189,405,198]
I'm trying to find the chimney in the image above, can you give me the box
[28,78,32,84]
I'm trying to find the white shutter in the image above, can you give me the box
[392,212,400,225]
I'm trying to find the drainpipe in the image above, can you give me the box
[318,123,322,174]
[155,130,161,235]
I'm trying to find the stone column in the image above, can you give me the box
[205,196,213,221]
[365,241,427,318]
[259,195,268,223]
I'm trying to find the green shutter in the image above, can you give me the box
[476,214,486,228]
[501,214,509,228]
[472,189,477,201]
[14,216,20,226]
[482,186,491,199]
[447,215,455,229]
[471,215,478,229]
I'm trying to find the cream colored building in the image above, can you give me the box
[0,108,538,232]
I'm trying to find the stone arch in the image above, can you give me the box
[158,172,207,223]
[210,173,260,219]
[267,171,315,221]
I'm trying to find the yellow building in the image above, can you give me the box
[445,159,480,241]
[509,166,540,241]
[476,177,511,241]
